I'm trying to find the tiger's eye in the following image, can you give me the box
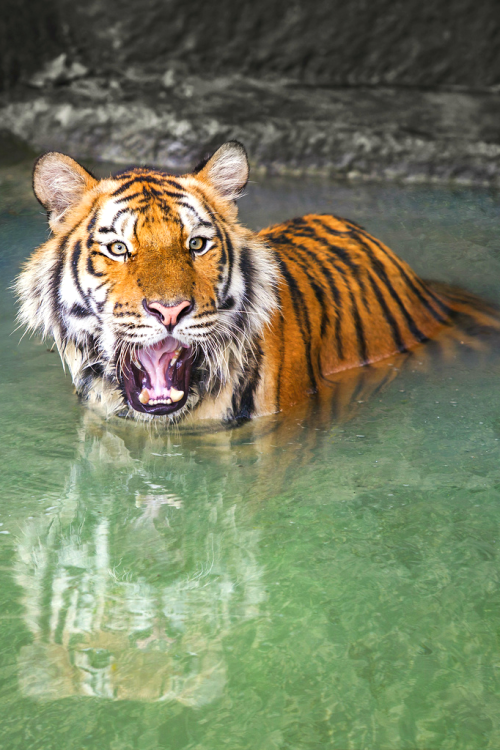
[189,237,207,253]
[109,241,128,256]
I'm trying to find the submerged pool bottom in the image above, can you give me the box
[1,164,500,748]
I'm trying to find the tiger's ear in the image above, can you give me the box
[196,141,249,200]
[33,152,97,229]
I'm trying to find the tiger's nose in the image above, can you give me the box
[143,299,193,331]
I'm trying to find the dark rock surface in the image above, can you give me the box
[0,0,69,91]
[2,0,500,90]
[1,1,499,183]
[1,74,500,185]
[80,0,500,89]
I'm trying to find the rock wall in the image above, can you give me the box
[0,0,67,91]
[3,80,500,186]
[2,0,500,90]
[1,1,500,183]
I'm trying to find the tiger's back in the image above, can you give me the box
[252,213,500,416]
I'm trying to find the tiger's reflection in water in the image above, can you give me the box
[13,353,407,704]
[15,418,268,704]
[13,314,500,704]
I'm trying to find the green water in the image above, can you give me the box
[1,162,500,749]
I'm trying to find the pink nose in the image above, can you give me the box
[144,299,192,330]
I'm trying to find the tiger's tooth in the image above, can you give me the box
[170,348,182,367]
[139,389,150,404]
[167,398,172,404]
[170,387,184,403]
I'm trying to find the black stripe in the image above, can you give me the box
[189,183,223,218]
[239,245,256,307]
[347,286,368,364]
[111,175,168,196]
[217,222,232,301]
[193,308,218,318]
[162,177,184,191]
[367,271,406,352]
[349,234,428,343]
[70,240,91,313]
[232,345,263,421]
[177,201,211,226]
[50,254,64,311]
[306,219,370,309]
[112,179,140,197]
[146,185,164,199]
[114,192,144,205]
[356,229,450,321]
[275,287,285,411]
[223,227,235,299]
[69,303,92,318]
[87,251,105,278]
[96,208,132,237]
[159,190,187,201]
[96,296,107,314]
[274,254,317,392]
[86,208,98,249]
[281,247,330,341]
[185,322,215,330]
[219,296,235,311]
[280,237,345,361]
[50,242,66,337]
[318,214,366,232]
[113,310,141,318]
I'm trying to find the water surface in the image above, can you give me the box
[1,162,500,749]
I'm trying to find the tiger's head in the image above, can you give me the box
[17,142,278,422]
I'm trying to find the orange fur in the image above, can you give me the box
[16,143,500,424]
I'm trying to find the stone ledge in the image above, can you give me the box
[1,75,500,185]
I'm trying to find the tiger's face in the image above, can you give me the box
[17,142,278,422]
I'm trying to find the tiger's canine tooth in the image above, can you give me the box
[139,389,150,404]
[170,387,184,402]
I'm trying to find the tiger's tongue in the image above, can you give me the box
[137,336,180,396]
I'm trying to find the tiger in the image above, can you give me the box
[16,140,500,425]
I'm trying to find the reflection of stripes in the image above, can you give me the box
[15,482,263,703]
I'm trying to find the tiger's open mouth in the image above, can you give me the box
[122,336,193,415]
